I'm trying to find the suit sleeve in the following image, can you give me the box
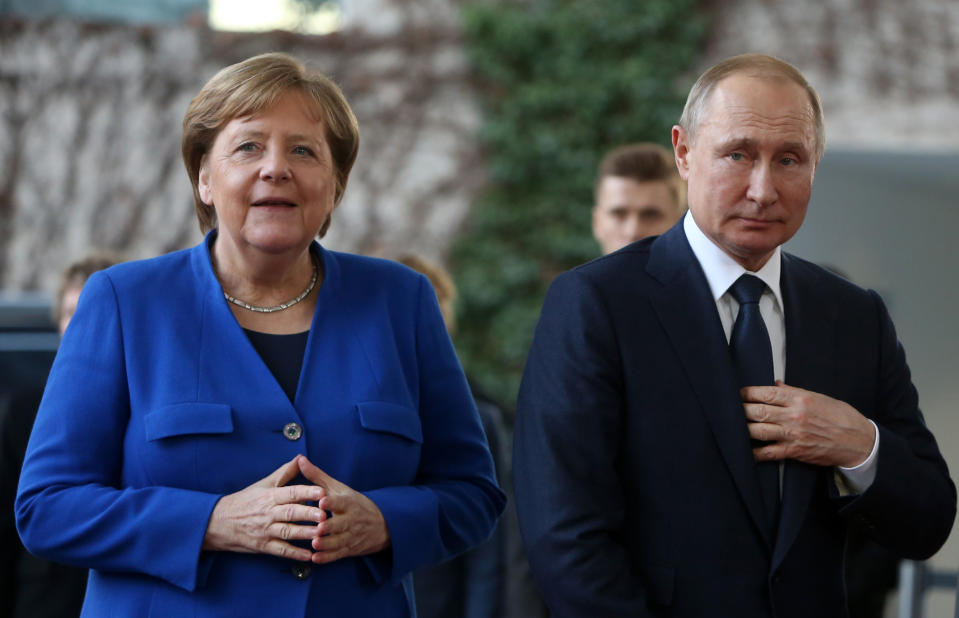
[362,275,506,582]
[15,272,221,591]
[839,290,956,559]
[513,269,653,616]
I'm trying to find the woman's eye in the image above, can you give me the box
[293,145,314,156]
[237,142,257,152]
[729,152,745,161]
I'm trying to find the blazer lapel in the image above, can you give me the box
[189,232,296,413]
[647,224,775,549]
[772,254,838,568]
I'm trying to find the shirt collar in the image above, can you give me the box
[683,211,784,308]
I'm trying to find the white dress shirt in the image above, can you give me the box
[683,212,878,494]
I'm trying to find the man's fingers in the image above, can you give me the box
[741,384,794,405]
[743,402,782,423]
[746,421,783,443]
[753,442,785,462]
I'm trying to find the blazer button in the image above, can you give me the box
[283,422,303,441]
[291,564,311,580]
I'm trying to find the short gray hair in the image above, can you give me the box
[678,53,825,162]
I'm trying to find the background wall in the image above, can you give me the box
[0,2,482,292]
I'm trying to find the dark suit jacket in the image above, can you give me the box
[513,221,955,618]
[1,386,86,618]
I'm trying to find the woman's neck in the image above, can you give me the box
[211,238,322,334]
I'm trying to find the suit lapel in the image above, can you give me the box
[772,254,837,569]
[647,224,775,549]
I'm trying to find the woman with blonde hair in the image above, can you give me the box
[17,53,505,617]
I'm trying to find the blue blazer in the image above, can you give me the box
[513,221,955,618]
[17,234,505,617]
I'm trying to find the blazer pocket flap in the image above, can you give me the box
[145,403,234,441]
[356,401,423,443]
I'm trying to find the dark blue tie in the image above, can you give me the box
[728,274,780,535]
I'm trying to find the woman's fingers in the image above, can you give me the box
[272,501,326,525]
[263,539,315,562]
[267,520,323,542]
[296,454,335,487]
[255,456,303,488]
[274,483,325,507]
[202,455,389,564]
[202,458,330,557]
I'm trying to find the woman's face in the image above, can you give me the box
[198,91,337,257]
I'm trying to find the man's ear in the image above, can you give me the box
[198,156,213,205]
[672,125,691,182]
[590,203,601,239]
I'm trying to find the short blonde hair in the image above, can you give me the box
[182,52,360,235]
[679,53,825,162]
[396,254,456,334]
[595,142,686,212]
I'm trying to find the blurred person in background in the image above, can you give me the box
[1,251,121,618]
[592,142,687,255]
[16,52,504,617]
[398,254,507,618]
[54,253,124,337]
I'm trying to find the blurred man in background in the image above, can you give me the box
[592,142,686,255]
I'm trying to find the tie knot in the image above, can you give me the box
[729,274,766,305]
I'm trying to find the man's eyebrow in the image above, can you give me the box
[716,137,755,151]
[779,141,810,154]
[716,137,810,154]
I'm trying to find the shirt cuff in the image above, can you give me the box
[835,419,880,495]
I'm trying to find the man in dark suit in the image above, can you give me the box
[513,53,955,618]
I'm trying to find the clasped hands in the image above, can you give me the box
[742,381,876,468]
[203,454,390,563]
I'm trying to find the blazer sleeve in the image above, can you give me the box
[361,275,506,582]
[15,272,221,591]
[513,269,653,616]
[838,290,956,559]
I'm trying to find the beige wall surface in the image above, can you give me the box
[0,8,483,292]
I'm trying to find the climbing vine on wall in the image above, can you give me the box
[452,0,705,413]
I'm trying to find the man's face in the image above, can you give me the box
[672,74,818,271]
[592,177,681,255]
